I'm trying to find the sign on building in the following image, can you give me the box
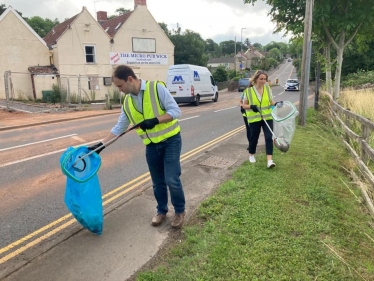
[109,52,168,65]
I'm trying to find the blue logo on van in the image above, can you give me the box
[193,71,200,81]
[172,76,185,84]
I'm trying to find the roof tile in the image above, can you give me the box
[43,14,79,46]
[100,12,133,37]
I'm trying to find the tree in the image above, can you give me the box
[219,40,241,56]
[26,16,60,38]
[115,8,131,15]
[0,4,6,15]
[205,39,222,58]
[213,66,228,82]
[170,28,207,66]
[0,4,26,18]
[108,7,131,19]
[314,0,374,99]
[268,48,282,61]
[158,22,170,37]
[243,0,374,99]
[244,38,251,48]
[252,43,263,51]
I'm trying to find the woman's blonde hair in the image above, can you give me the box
[250,70,268,87]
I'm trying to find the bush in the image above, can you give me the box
[341,70,374,88]
[213,66,228,82]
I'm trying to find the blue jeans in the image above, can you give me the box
[146,133,185,215]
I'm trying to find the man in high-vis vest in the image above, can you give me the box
[88,65,186,229]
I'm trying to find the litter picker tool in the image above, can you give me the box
[262,117,290,152]
[72,123,139,170]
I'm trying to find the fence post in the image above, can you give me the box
[4,71,10,109]
[78,74,81,107]
[67,77,71,105]
[345,113,350,142]
[361,124,369,163]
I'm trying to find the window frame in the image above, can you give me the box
[85,45,96,64]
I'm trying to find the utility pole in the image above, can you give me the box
[234,36,237,71]
[241,28,246,71]
[298,0,314,126]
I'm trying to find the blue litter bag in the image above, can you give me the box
[60,146,103,235]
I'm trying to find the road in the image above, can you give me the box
[0,61,304,278]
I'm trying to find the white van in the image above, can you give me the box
[166,64,218,106]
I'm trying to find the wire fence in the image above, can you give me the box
[2,71,122,109]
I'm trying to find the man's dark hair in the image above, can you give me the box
[113,65,138,81]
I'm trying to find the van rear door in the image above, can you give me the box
[166,69,191,102]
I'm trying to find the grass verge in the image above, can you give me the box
[135,109,374,281]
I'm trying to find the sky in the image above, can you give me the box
[2,0,291,46]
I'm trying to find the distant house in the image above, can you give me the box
[0,6,52,100]
[207,51,252,73]
[207,57,236,72]
[235,52,251,71]
[245,47,265,67]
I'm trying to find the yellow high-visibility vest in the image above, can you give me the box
[123,81,180,145]
[244,85,272,123]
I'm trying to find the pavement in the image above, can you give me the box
[1,84,317,280]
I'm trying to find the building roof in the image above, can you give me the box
[207,57,235,64]
[43,14,79,46]
[100,12,133,37]
[28,65,59,75]
[0,6,48,48]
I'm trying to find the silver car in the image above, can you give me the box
[284,79,299,91]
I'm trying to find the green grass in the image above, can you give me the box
[135,110,374,281]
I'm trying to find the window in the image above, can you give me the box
[88,76,99,90]
[85,45,95,63]
[103,77,112,86]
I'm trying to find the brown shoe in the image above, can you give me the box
[171,212,185,229]
[151,213,166,226]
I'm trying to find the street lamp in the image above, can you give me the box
[240,28,247,70]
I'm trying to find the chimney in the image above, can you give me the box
[134,0,147,8]
[97,11,108,22]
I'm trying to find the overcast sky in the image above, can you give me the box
[3,0,290,46]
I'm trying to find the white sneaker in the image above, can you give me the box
[249,155,256,163]
[267,160,276,169]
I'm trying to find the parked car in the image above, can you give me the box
[284,79,299,91]
[238,78,250,92]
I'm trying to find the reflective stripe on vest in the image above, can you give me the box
[123,81,180,145]
[244,85,273,123]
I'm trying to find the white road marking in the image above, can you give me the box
[0,117,201,167]
[179,115,199,121]
[214,106,237,112]
[0,134,78,152]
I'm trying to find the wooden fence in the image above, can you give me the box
[325,93,374,214]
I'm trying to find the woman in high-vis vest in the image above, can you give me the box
[240,70,282,169]
[88,65,186,229]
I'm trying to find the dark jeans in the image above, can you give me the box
[242,116,251,145]
[146,132,185,215]
[248,119,273,155]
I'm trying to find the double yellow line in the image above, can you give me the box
[0,126,245,264]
